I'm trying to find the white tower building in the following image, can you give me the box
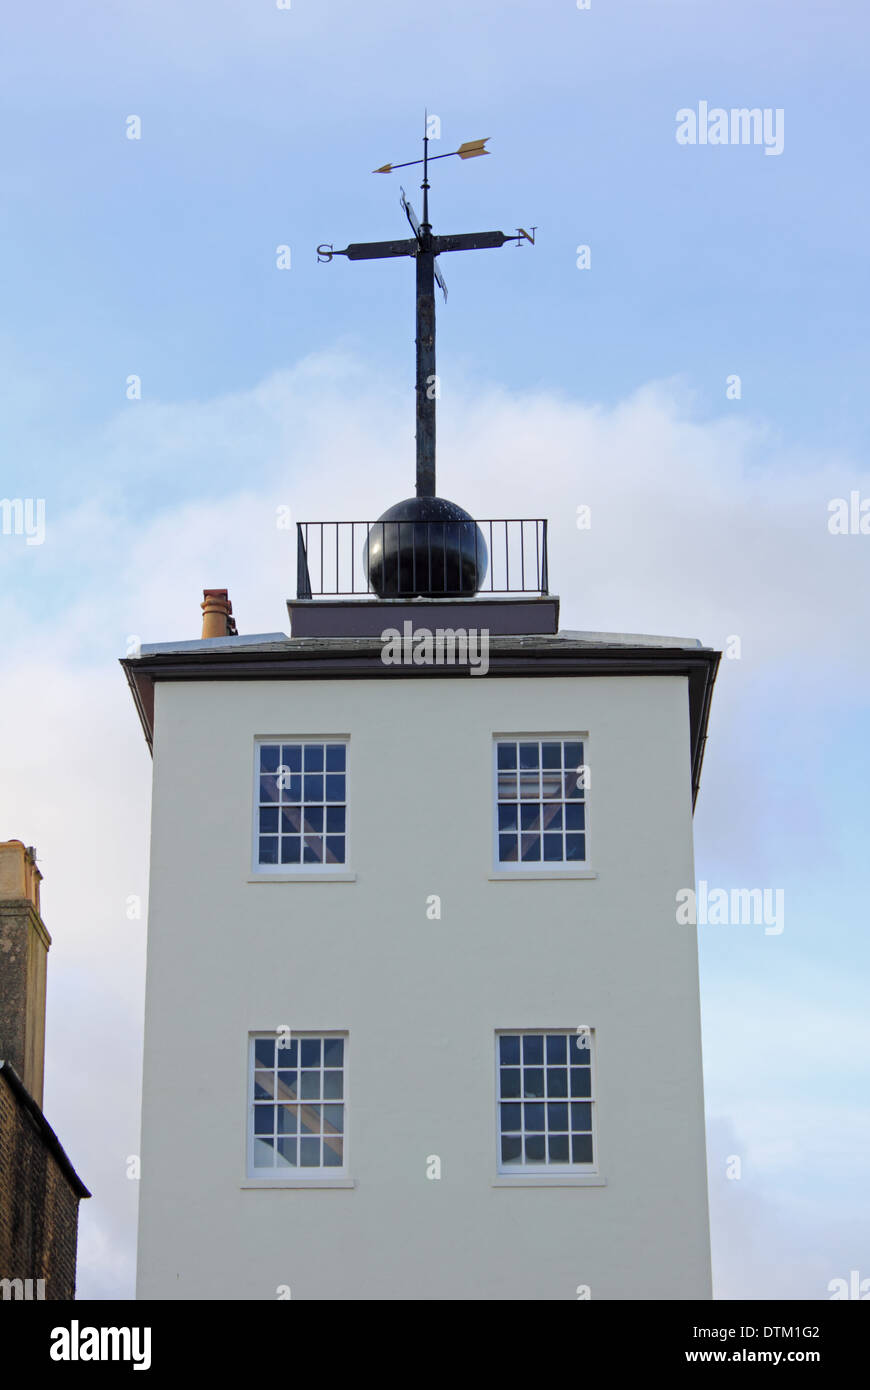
[124,135,718,1299]
[124,580,718,1299]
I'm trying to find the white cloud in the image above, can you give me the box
[708,1116,870,1301]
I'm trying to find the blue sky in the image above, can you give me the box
[1,0,868,1299]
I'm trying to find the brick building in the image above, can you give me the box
[0,840,89,1300]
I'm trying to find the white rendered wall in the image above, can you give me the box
[136,672,710,1300]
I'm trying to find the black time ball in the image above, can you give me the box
[364,496,489,598]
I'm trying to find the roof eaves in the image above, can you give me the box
[120,635,720,803]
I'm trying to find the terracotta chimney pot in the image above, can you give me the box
[201,589,237,639]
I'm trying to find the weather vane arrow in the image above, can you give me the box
[372,137,491,174]
[317,122,536,500]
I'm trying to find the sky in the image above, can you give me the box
[1,0,868,1300]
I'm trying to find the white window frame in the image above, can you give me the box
[491,734,591,877]
[251,736,351,880]
[245,1031,349,1184]
[494,1028,600,1179]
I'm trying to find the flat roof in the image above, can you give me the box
[136,628,705,657]
[140,632,288,656]
[558,630,704,649]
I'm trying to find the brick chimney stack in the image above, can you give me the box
[201,589,238,639]
[0,840,51,1107]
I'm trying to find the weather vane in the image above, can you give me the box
[317,120,535,501]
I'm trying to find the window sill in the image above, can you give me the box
[241,1178,355,1189]
[248,873,357,883]
[492,1174,606,1188]
[488,869,598,882]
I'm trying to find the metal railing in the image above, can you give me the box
[296,518,549,599]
